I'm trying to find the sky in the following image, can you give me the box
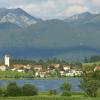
[0,0,100,19]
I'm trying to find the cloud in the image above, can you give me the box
[0,0,100,19]
[62,5,90,18]
[21,0,91,19]
[92,0,100,4]
[20,1,58,19]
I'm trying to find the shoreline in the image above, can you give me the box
[0,77,82,80]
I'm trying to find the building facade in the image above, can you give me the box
[4,55,10,67]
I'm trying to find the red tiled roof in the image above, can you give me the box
[96,66,100,69]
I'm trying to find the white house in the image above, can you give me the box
[63,65,70,71]
[11,68,16,71]
[60,71,65,76]
[0,65,7,71]
[17,69,25,73]
[65,70,82,76]
[35,72,40,77]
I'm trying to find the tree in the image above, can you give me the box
[59,64,64,70]
[84,57,88,63]
[55,69,61,78]
[80,79,100,97]
[6,82,21,97]
[89,56,100,62]
[60,82,72,96]
[82,64,94,77]
[60,82,71,92]
[31,67,36,77]
[22,84,38,96]
[92,70,100,80]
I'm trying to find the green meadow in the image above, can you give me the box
[0,96,100,100]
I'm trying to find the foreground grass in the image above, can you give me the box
[0,96,100,100]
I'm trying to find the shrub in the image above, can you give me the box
[80,79,100,97]
[97,89,100,97]
[6,82,22,97]
[22,84,38,96]
[0,88,3,96]
[48,89,57,95]
[60,82,72,91]
[61,91,72,96]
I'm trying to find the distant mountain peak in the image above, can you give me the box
[0,8,42,28]
[65,11,97,23]
[76,12,93,18]
[78,11,92,15]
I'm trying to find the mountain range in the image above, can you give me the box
[0,8,100,61]
[0,8,41,28]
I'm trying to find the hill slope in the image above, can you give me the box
[0,8,41,28]
[0,11,100,61]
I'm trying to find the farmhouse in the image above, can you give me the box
[32,65,43,71]
[63,65,70,71]
[0,65,7,71]
[49,64,60,69]
[94,66,100,71]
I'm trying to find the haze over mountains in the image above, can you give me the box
[0,8,100,61]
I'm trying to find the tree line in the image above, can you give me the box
[84,55,100,63]
[0,81,72,97]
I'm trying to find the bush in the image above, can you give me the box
[6,82,22,97]
[61,91,72,96]
[97,89,100,97]
[22,84,38,96]
[71,92,85,96]
[0,88,3,96]
[48,89,57,95]
[60,82,72,91]
[80,79,100,97]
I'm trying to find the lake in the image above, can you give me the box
[0,78,82,92]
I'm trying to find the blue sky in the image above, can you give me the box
[0,0,100,19]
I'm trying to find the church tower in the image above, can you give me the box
[4,55,10,67]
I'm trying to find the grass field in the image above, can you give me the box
[0,71,33,79]
[0,96,100,100]
[83,61,100,66]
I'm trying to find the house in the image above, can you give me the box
[35,69,47,78]
[0,65,7,71]
[23,65,32,72]
[65,69,82,76]
[94,66,100,71]
[40,70,47,78]
[63,65,70,71]
[49,64,60,69]
[33,65,43,71]
[17,69,25,73]
[13,64,25,69]
[66,73,74,76]
[60,71,65,76]
[12,64,25,72]
[11,68,16,71]
[35,72,40,77]
[24,65,31,70]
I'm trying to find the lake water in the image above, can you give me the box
[0,78,82,92]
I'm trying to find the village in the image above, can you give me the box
[0,55,84,78]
